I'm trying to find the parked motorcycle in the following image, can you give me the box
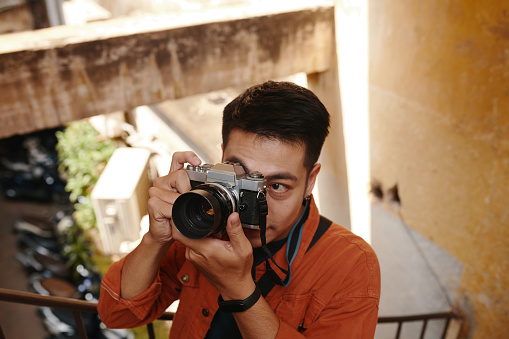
[0,128,68,203]
[14,211,131,339]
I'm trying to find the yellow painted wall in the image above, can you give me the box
[369,0,509,337]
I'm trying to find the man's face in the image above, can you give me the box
[223,129,320,248]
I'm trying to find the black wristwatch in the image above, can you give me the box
[217,286,262,313]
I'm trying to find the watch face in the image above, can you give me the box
[218,301,247,313]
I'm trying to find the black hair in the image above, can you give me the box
[222,81,330,171]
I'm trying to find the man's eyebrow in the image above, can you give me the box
[224,156,298,181]
[264,173,298,181]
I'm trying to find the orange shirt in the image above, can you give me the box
[98,200,381,338]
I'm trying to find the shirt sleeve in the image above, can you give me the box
[98,245,183,328]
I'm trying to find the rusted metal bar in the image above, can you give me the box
[377,311,458,323]
[0,287,174,320]
[147,322,155,339]
[0,287,174,339]
[1,287,463,339]
[72,310,89,339]
[395,321,402,339]
[0,287,97,313]
[378,311,460,339]
[441,316,452,339]
[419,319,428,339]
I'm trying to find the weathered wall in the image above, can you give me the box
[0,5,334,139]
[369,0,509,337]
[0,4,34,34]
[0,3,350,226]
[0,0,52,33]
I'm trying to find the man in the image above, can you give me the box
[98,81,381,338]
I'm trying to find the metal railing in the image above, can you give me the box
[0,287,173,339]
[377,311,462,339]
[0,287,462,339]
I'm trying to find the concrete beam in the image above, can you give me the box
[0,4,334,138]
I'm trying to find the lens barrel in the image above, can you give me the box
[172,184,235,239]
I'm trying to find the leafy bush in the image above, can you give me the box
[55,121,117,274]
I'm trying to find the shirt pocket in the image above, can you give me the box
[274,293,313,331]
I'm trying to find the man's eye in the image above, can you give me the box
[269,183,288,193]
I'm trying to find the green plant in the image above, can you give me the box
[56,122,116,204]
[55,121,117,274]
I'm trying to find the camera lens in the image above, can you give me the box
[189,197,215,226]
[173,185,235,239]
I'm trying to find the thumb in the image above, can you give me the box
[225,213,246,246]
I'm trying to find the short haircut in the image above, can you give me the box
[222,81,331,172]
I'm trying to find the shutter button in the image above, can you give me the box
[180,274,189,284]
[202,308,210,317]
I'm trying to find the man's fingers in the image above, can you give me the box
[148,186,178,204]
[225,213,250,250]
[170,170,193,193]
[170,151,201,172]
[147,193,174,222]
[152,169,192,193]
[146,195,173,242]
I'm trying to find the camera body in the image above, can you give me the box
[172,162,267,239]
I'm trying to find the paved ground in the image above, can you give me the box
[371,204,463,338]
[0,194,62,338]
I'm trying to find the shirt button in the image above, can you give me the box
[202,308,210,317]
[180,274,189,284]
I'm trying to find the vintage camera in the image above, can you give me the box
[172,162,267,239]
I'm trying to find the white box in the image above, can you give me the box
[91,147,151,255]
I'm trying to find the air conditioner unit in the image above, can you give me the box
[91,147,151,255]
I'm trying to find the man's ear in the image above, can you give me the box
[305,163,321,197]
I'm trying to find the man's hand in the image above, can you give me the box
[173,213,280,339]
[172,212,256,300]
[146,151,202,244]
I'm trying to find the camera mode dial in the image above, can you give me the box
[247,172,264,179]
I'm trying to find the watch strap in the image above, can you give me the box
[218,286,261,313]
